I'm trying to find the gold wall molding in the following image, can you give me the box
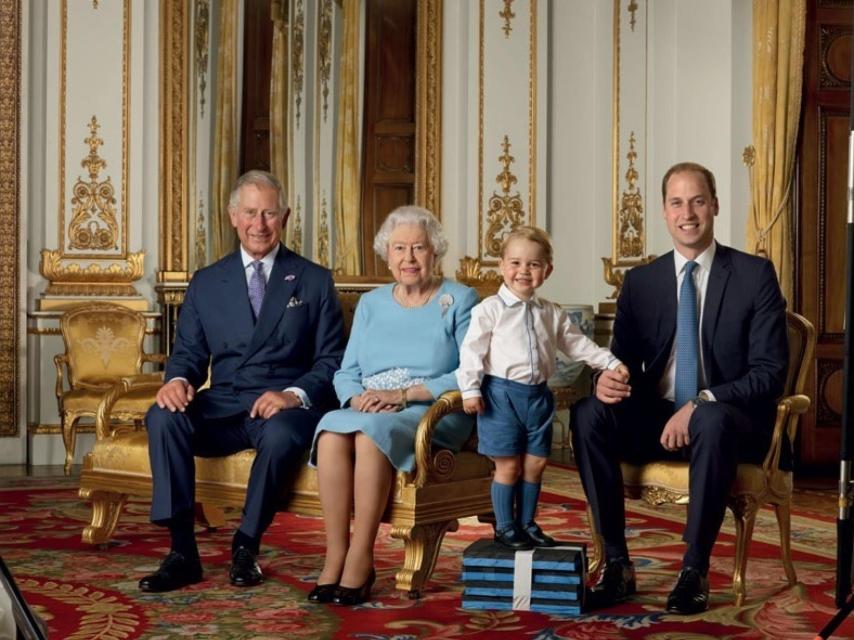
[415,0,443,219]
[292,0,305,128]
[628,0,638,31]
[318,193,330,267]
[60,0,130,259]
[616,131,644,259]
[485,136,524,259]
[159,0,191,283]
[194,191,206,270]
[318,0,332,122]
[68,116,118,251]
[195,0,210,119]
[499,0,515,37]
[29,423,75,436]
[39,249,145,298]
[292,195,303,255]
[0,0,20,437]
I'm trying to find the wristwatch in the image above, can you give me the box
[691,390,712,408]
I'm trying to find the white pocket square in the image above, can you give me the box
[287,296,304,308]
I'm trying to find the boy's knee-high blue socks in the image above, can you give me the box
[491,481,516,532]
[519,480,542,528]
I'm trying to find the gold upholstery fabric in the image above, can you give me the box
[588,312,816,606]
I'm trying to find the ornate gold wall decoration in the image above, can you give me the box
[40,249,145,297]
[195,0,210,119]
[92,0,99,8]
[415,0,443,219]
[616,132,644,258]
[68,116,119,251]
[194,192,206,270]
[499,0,515,37]
[159,0,191,283]
[318,193,330,267]
[628,0,638,31]
[0,0,20,437]
[293,0,305,128]
[484,136,524,259]
[292,195,303,255]
[318,0,332,122]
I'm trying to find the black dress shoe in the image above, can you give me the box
[666,567,709,614]
[332,569,375,606]
[587,557,636,609]
[524,522,557,547]
[138,551,203,593]
[494,524,534,550]
[307,582,338,604]
[230,546,263,587]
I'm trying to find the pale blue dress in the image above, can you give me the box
[310,279,479,472]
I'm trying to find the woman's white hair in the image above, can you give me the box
[373,205,448,261]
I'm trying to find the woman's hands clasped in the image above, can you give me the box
[352,389,405,413]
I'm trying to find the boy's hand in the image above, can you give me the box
[615,363,630,382]
[463,397,485,415]
[595,366,631,405]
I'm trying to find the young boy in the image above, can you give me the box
[456,226,629,549]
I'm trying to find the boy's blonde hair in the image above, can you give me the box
[500,225,553,264]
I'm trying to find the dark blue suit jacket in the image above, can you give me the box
[165,244,346,419]
[612,243,788,432]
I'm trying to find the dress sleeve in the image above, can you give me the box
[332,294,368,406]
[424,286,480,399]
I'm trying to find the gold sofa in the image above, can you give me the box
[78,282,494,598]
[586,311,816,606]
[54,302,166,475]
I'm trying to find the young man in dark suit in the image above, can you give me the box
[139,170,345,592]
[571,162,788,614]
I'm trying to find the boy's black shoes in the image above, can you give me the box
[523,522,557,547]
[494,523,534,550]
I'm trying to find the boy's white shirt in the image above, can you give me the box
[456,283,622,399]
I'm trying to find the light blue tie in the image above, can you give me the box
[674,261,699,409]
[248,260,266,319]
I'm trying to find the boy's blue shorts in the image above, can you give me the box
[476,375,555,458]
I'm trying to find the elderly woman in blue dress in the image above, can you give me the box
[307,205,479,606]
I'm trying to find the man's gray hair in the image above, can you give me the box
[228,170,288,211]
[373,205,448,261]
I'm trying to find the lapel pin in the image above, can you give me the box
[284,274,296,281]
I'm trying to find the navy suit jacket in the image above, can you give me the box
[611,243,788,432]
[165,244,346,419]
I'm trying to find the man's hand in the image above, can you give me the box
[595,365,631,405]
[463,397,485,415]
[250,390,302,419]
[660,401,693,452]
[156,379,196,413]
[351,389,401,413]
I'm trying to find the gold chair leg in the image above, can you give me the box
[730,496,759,607]
[62,414,80,476]
[774,499,797,586]
[390,519,458,599]
[586,505,604,579]
[79,488,127,545]
[195,502,226,530]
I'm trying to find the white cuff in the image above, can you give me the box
[284,387,311,409]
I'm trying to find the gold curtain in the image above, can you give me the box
[270,0,291,246]
[747,0,806,303]
[211,0,240,260]
[334,0,362,274]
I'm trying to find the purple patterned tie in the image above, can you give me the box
[248,260,266,319]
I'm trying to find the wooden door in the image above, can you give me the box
[240,0,273,173]
[359,0,417,276]
[796,0,851,467]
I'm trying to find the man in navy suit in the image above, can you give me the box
[139,170,345,592]
[571,162,788,614]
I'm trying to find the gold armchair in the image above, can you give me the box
[587,311,816,606]
[55,302,165,475]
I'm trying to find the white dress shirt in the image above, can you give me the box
[456,284,621,399]
[657,241,716,402]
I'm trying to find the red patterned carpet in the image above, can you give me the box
[1,467,852,639]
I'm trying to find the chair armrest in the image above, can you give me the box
[53,354,68,401]
[412,391,463,488]
[95,372,165,440]
[762,393,811,472]
[142,353,168,366]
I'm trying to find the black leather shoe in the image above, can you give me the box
[587,557,636,609]
[494,524,534,550]
[332,569,375,606]
[524,522,557,547]
[666,567,709,614]
[230,546,263,587]
[138,551,203,593]
[307,582,338,604]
